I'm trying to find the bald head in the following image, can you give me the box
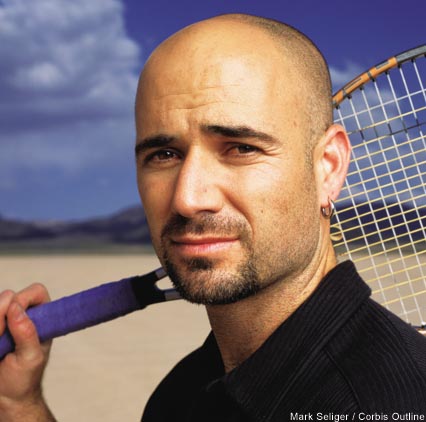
[137,14,332,157]
[135,14,351,307]
[217,14,333,142]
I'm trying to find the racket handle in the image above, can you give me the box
[0,268,169,360]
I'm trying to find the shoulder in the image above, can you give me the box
[141,346,205,421]
[326,298,426,411]
[141,333,223,421]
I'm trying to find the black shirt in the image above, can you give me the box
[142,261,426,421]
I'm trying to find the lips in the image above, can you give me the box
[170,236,239,256]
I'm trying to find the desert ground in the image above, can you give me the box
[0,254,210,421]
[1,252,425,421]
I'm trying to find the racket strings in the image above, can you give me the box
[333,55,426,326]
[372,272,425,295]
[334,106,390,306]
[346,133,425,168]
[342,161,426,201]
[412,60,426,103]
[359,249,426,275]
[335,216,425,248]
[338,242,424,266]
[336,199,425,229]
[338,96,426,124]
[355,88,415,318]
[365,64,426,315]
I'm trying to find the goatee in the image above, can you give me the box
[161,214,261,305]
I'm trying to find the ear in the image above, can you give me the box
[314,124,351,209]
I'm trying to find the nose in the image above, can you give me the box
[171,149,224,218]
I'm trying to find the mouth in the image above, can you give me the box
[169,236,239,257]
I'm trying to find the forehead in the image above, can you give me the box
[135,23,303,138]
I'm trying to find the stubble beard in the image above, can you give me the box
[164,253,261,305]
[160,214,262,306]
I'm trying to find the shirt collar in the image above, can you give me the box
[203,261,371,420]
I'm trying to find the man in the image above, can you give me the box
[0,13,425,422]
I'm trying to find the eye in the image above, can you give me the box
[235,144,258,154]
[143,149,181,166]
[152,150,177,160]
[228,143,261,156]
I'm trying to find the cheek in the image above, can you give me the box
[137,175,173,240]
[238,163,290,210]
[245,163,316,239]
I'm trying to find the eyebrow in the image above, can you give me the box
[202,124,277,143]
[135,135,175,157]
[135,124,278,158]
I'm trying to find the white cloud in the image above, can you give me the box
[0,0,141,177]
[330,62,364,93]
[0,118,135,174]
[0,0,140,127]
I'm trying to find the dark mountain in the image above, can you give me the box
[0,205,152,250]
[0,200,424,252]
[334,200,426,248]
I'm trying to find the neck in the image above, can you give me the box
[206,244,336,373]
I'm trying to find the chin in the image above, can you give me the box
[165,257,262,306]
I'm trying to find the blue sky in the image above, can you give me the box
[0,0,424,221]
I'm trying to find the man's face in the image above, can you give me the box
[135,24,322,305]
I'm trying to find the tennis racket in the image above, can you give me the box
[332,45,426,334]
[0,267,180,359]
[1,45,425,360]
